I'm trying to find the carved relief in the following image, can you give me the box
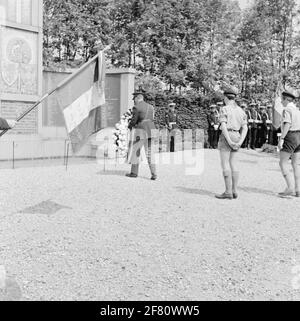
[0,28,38,95]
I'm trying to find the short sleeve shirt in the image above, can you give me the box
[219,101,247,131]
[282,102,300,131]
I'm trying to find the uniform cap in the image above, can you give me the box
[132,87,146,97]
[222,83,239,97]
[210,104,217,108]
[168,102,176,107]
[282,87,298,99]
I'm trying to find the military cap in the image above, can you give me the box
[132,86,146,97]
[282,87,298,99]
[168,102,176,107]
[217,101,224,106]
[210,104,217,109]
[222,83,239,97]
[267,104,273,109]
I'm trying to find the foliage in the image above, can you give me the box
[43,0,300,105]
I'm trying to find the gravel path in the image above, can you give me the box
[0,149,300,301]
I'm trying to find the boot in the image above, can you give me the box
[149,164,157,180]
[215,171,233,199]
[126,164,139,178]
[232,171,239,199]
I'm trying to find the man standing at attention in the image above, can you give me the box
[165,102,178,153]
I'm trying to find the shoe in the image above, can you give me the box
[126,173,138,178]
[278,190,294,198]
[215,193,233,200]
[233,193,238,199]
[151,176,157,181]
[295,192,300,198]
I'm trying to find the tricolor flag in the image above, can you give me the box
[273,82,284,130]
[55,51,106,153]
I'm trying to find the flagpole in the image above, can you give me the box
[0,45,111,138]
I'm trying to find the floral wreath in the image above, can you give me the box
[113,109,133,157]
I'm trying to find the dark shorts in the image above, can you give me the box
[218,131,241,152]
[282,131,300,154]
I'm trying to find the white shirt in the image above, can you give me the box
[282,102,300,131]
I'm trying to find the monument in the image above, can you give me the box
[0,0,135,160]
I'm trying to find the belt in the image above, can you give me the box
[227,129,239,132]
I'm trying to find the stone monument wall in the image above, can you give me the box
[0,0,43,136]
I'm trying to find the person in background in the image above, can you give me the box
[165,102,178,152]
[278,87,300,198]
[266,104,274,145]
[248,102,258,150]
[256,103,264,148]
[260,105,269,146]
[240,101,248,148]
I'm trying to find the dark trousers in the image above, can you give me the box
[260,125,268,146]
[170,135,175,152]
[209,129,219,149]
[250,127,257,149]
[242,126,251,148]
[256,125,263,148]
[267,128,273,145]
[208,128,214,148]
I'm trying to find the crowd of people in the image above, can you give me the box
[207,100,279,150]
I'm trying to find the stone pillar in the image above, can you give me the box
[0,0,43,139]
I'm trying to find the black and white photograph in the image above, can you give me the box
[0,0,300,309]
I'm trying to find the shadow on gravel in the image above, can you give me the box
[239,186,275,196]
[97,170,128,177]
[19,200,72,215]
[175,186,215,198]
[240,160,259,164]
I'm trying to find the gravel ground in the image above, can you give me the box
[0,149,300,301]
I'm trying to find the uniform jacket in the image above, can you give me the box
[165,110,178,129]
[128,101,156,139]
[207,111,220,129]
[0,118,10,130]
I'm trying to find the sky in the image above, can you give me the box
[238,0,300,10]
[238,0,254,10]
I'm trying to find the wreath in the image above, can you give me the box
[113,109,133,157]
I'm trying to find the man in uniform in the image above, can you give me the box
[259,105,269,146]
[165,102,178,152]
[126,89,157,180]
[216,102,224,143]
[248,102,258,150]
[240,101,248,148]
[266,104,274,145]
[207,104,220,149]
[256,103,264,148]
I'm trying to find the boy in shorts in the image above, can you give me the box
[215,84,248,200]
[278,88,300,198]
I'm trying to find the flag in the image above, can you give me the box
[55,51,106,153]
[273,82,284,130]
